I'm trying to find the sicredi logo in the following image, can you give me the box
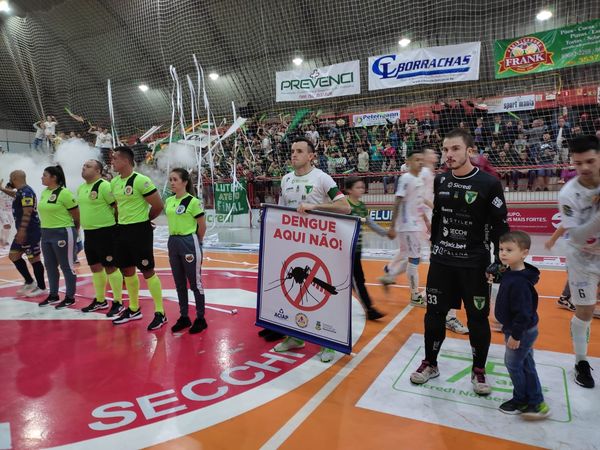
[0,268,365,449]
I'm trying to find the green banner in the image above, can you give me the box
[494,19,600,79]
[214,180,249,215]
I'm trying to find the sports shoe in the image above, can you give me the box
[274,336,305,352]
[410,293,426,308]
[521,402,551,420]
[367,307,385,320]
[319,347,335,363]
[55,297,75,309]
[189,317,208,334]
[16,282,36,296]
[498,399,527,415]
[106,302,125,318]
[410,360,440,384]
[147,312,168,331]
[446,317,469,334]
[39,294,60,307]
[471,368,492,395]
[574,360,595,388]
[171,316,192,333]
[557,295,576,312]
[25,287,46,298]
[113,308,143,325]
[378,275,395,287]
[81,298,109,313]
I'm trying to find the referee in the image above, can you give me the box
[165,168,207,334]
[410,128,509,395]
[77,160,124,316]
[110,146,166,330]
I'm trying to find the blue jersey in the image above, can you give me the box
[13,185,41,233]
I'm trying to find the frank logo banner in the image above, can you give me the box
[494,19,600,78]
[276,60,360,102]
[256,204,360,354]
[368,42,481,90]
[214,181,248,215]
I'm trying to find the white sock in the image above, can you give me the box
[571,316,591,363]
[446,309,456,320]
[387,258,408,278]
[407,262,419,295]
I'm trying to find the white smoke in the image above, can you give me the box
[53,140,100,191]
[155,142,199,172]
[0,151,52,195]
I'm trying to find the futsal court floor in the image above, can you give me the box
[1,228,599,450]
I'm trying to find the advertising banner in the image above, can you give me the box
[214,180,249,215]
[368,42,481,90]
[256,205,360,354]
[494,19,600,79]
[486,95,536,113]
[506,206,560,234]
[276,60,360,102]
[352,110,401,127]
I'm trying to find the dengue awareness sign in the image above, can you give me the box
[256,204,360,354]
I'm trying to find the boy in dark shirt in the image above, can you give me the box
[495,230,550,419]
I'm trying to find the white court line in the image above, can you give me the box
[259,302,415,450]
[0,422,11,450]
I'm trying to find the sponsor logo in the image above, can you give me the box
[562,205,573,217]
[185,254,195,263]
[57,240,66,248]
[280,71,355,91]
[371,54,473,80]
[473,296,487,310]
[295,312,309,328]
[315,320,322,330]
[438,191,450,197]
[498,37,554,74]
[465,191,478,204]
[441,206,453,213]
[176,205,186,215]
[322,323,337,334]
[274,308,289,320]
[438,240,467,250]
[450,182,472,190]
[492,196,503,208]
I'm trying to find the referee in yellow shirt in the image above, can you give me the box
[165,168,207,334]
[77,160,124,316]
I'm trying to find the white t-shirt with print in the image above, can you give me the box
[279,167,344,207]
[558,177,600,255]
[395,172,425,232]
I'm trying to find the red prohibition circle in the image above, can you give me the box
[279,251,332,311]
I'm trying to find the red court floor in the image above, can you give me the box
[0,248,598,450]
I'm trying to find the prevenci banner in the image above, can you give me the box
[275,60,360,102]
[494,19,600,79]
[256,204,360,354]
[352,110,401,127]
[368,42,481,90]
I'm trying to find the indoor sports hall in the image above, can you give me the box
[0,1,599,449]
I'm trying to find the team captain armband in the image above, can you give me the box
[21,197,34,207]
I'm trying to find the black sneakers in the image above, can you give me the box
[190,317,208,334]
[575,360,595,388]
[557,295,576,312]
[55,297,75,309]
[39,294,60,307]
[81,299,109,313]
[367,308,385,321]
[147,312,168,331]
[113,308,143,325]
[499,399,527,415]
[106,302,125,318]
[171,316,192,333]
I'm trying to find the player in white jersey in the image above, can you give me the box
[419,148,469,334]
[379,149,428,306]
[558,135,600,389]
[269,137,351,363]
[0,181,14,246]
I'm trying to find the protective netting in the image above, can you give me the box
[0,0,599,202]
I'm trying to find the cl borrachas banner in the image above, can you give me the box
[256,205,360,354]
[276,60,360,102]
[494,19,600,78]
[368,42,481,90]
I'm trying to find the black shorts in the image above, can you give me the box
[115,221,155,271]
[426,261,490,316]
[83,225,117,267]
[10,230,41,258]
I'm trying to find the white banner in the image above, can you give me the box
[487,95,536,113]
[276,60,360,102]
[368,42,481,90]
[256,205,360,354]
[352,110,401,127]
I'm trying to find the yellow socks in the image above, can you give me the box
[146,274,164,314]
[92,270,107,302]
[107,270,123,304]
[124,274,140,312]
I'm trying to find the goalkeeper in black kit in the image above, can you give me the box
[410,128,509,395]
